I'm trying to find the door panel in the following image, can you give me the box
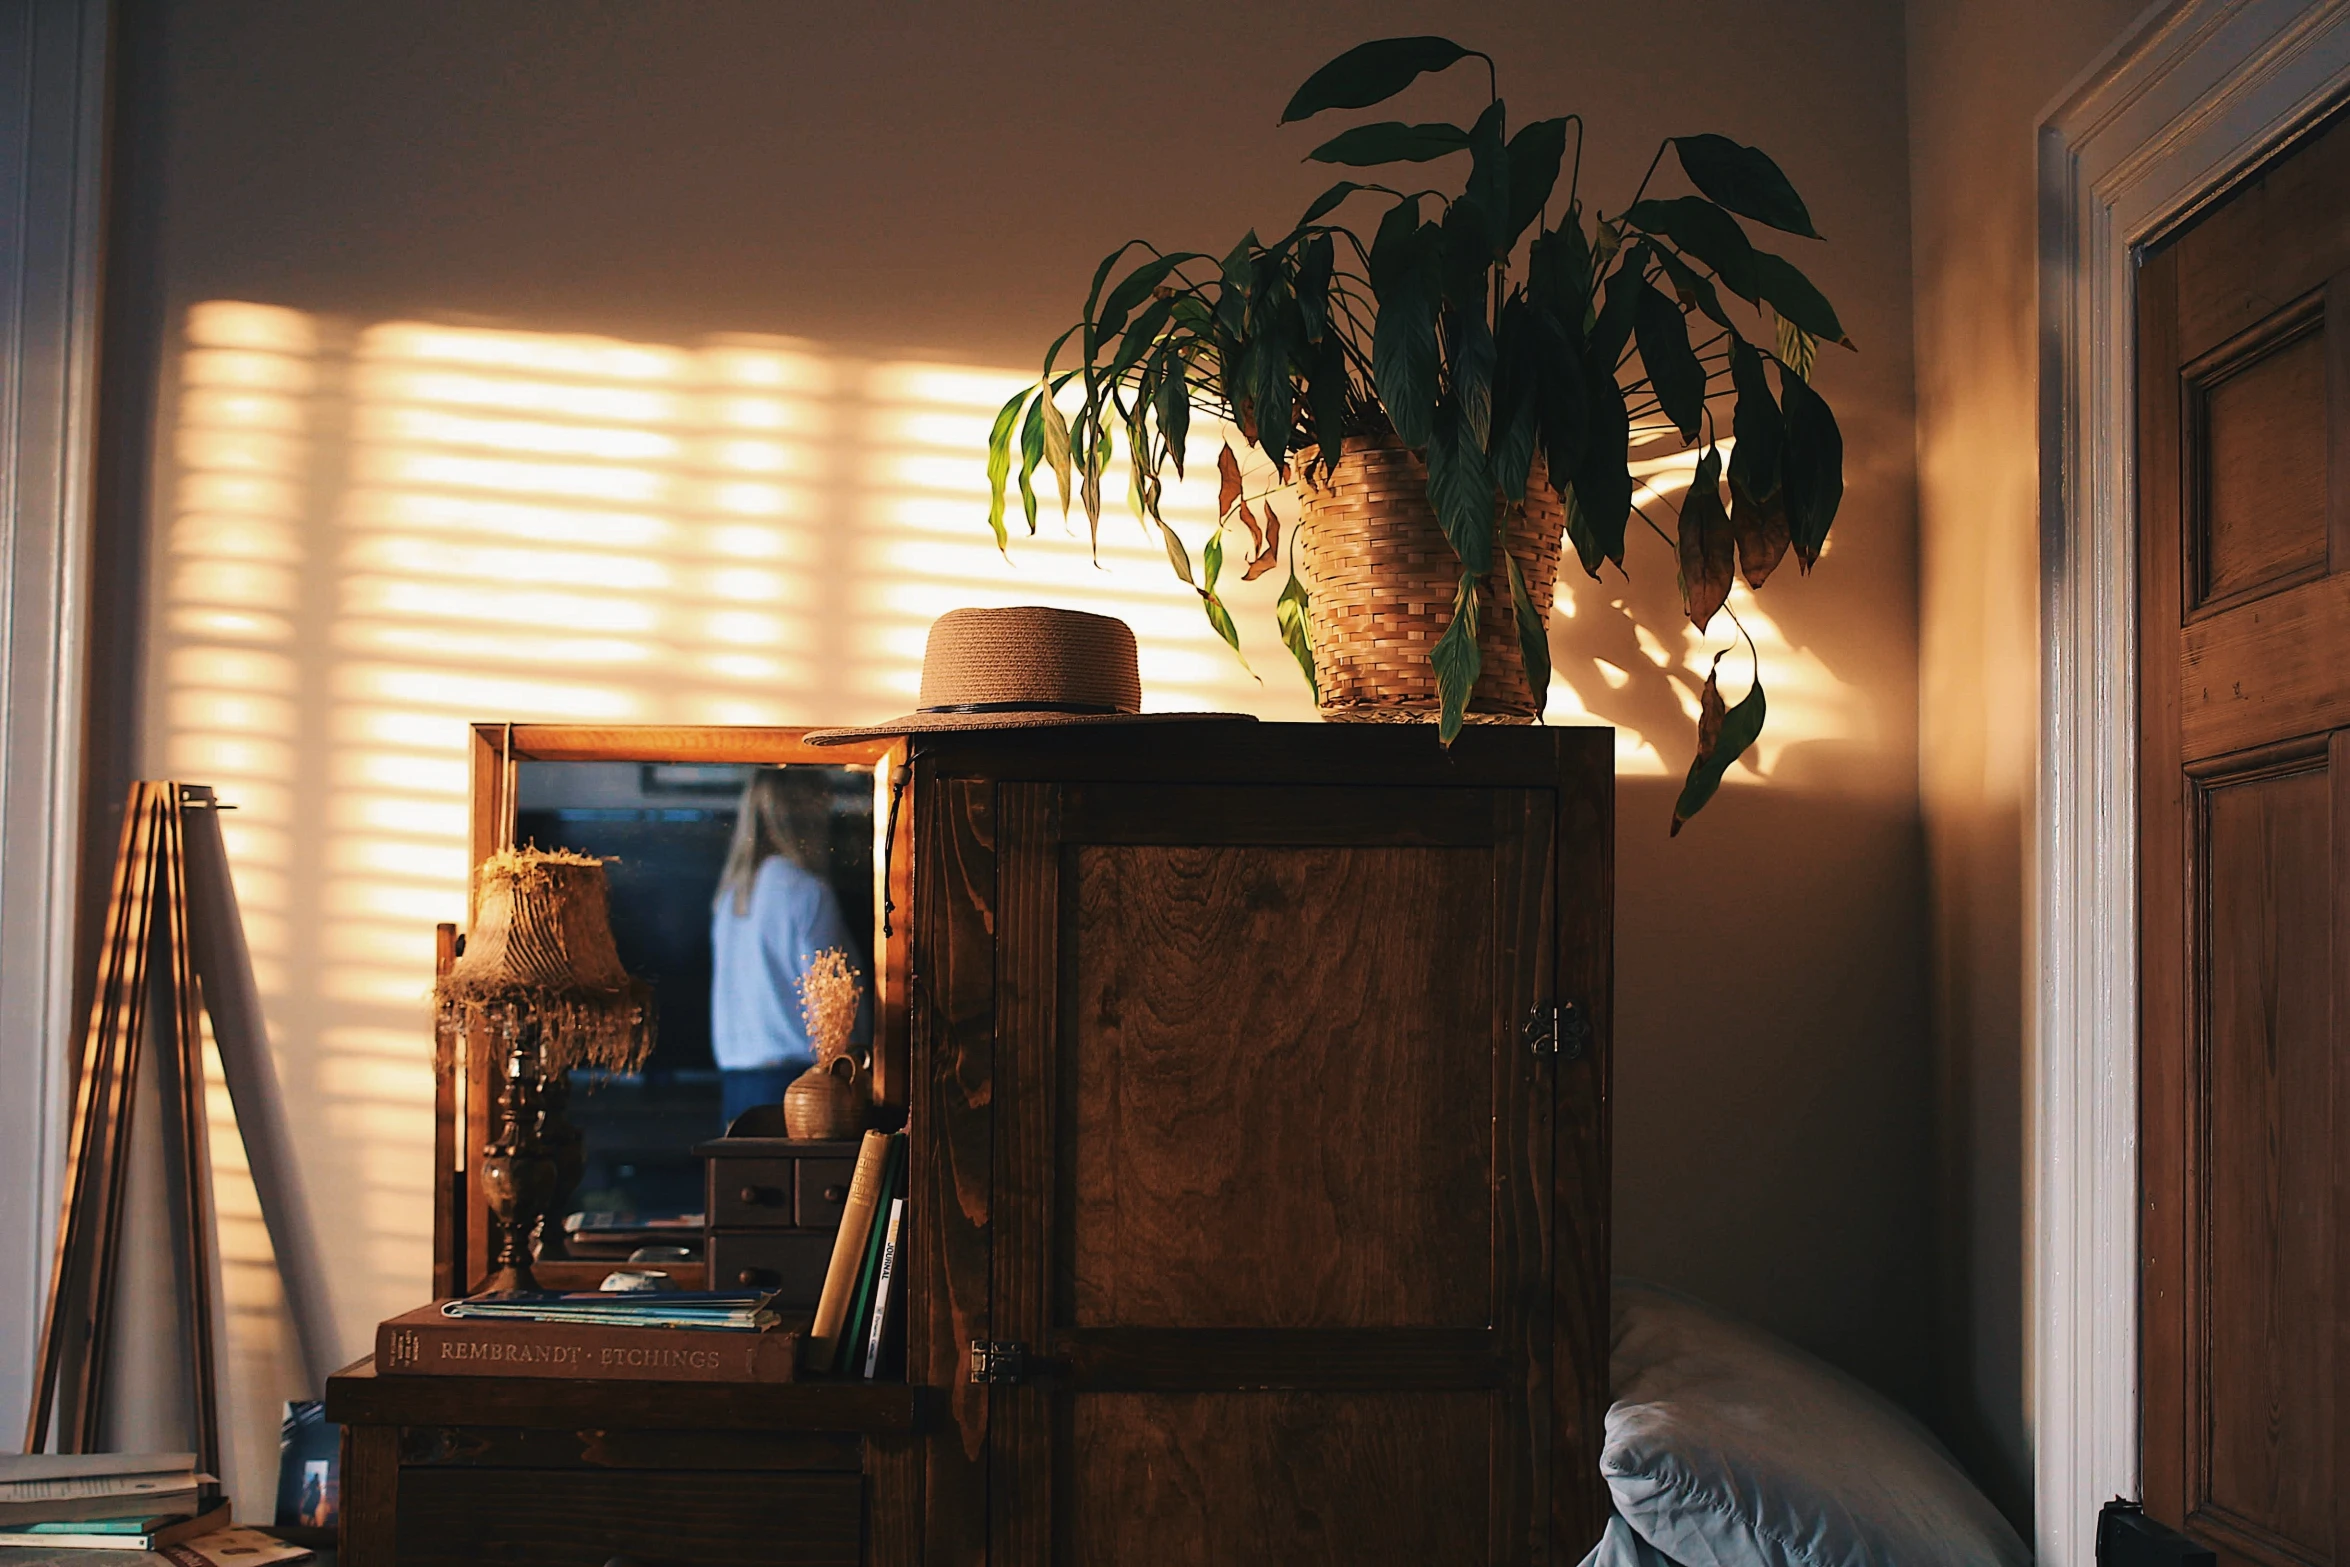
[1064,842,1495,1331]
[2140,108,2350,1567]
[1059,1392,1490,1567]
[991,780,1558,1566]
[2192,754,2334,1561]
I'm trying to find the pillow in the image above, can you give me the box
[1591,1281,2029,1567]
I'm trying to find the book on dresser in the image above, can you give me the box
[375,1303,803,1382]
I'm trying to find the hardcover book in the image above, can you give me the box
[376,1305,802,1382]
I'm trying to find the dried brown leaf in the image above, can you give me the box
[1730,478,1791,589]
[1677,453,1735,632]
[1217,443,1243,521]
[1242,504,1282,580]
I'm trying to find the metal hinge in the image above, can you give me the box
[969,1339,1027,1385]
[1525,1001,1591,1062]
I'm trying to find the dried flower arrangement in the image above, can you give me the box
[796,947,862,1064]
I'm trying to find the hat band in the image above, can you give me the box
[918,700,1125,716]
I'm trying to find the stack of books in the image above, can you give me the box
[807,1129,908,1379]
[0,1453,227,1552]
[378,1289,800,1383]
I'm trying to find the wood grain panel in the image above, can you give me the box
[2180,573,2350,761]
[1552,751,1613,1551]
[395,1467,862,1567]
[1063,842,1494,1329]
[2175,112,2350,363]
[395,1426,861,1471]
[324,1359,914,1433]
[2193,318,2328,606]
[2193,755,2334,1561]
[1059,1392,1491,1567]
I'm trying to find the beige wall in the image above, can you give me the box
[102,0,1931,1514]
[1905,0,2147,1523]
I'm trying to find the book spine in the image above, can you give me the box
[863,1197,905,1379]
[841,1136,903,1363]
[807,1129,892,1372]
[375,1319,798,1382]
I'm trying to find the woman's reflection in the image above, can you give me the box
[709,768,870,1126]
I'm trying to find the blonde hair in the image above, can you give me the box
[716,768,827,916]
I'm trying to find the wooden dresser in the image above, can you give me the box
[328,721,1613,1565]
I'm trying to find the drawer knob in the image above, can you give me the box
[822,1184,848,1203]
[738,1185,766,1205]
[737,1268,760,1286]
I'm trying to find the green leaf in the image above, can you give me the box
[1625,195,1759,302]
[1775,313,1818,381]
[1155,517,1195,586]
[1466,100,1511,257]
[1449,301,1496,453]
[1676,449,1734,631]
[1572,364,1631,569]
[1369,201,1441,449]
[1201,587,1245,662]
[1108,295,1175,384]
[1730,473,1792,590]
[1563,481,1603,577]
[1017,392,1045,534]
[1750,251,1848,346]
[1277,567,1319,701]
[1152,367,1187,481]
[1529,300,1588,492]
[1297,231,1335,340]
[1590,246,1648,369]
[1651,247,1737,335]
[1779,365,1843,569]
[1671,135,1820,239]
[1505,549,1550,716]
[1308,329,1349,476]
[1726,337,1781,506]
[1096,251,1203,345]
[1281,36,1474,122]
[1308,120,1470,166]
[1203,528,1224,591]
[1431,570,1483,745]
[1301,180,1366,226]
[1528,210,1592,312]
[1426,398,1494,573]
[983,385,1026,552]
[1504,118,1569,253]
[1632,281,1705,442]
[1671,657,1766,834]
[1488,296,1541,503]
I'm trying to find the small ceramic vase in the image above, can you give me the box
[782,1052,867,1140]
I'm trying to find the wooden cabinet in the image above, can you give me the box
[338,720,1611,1565]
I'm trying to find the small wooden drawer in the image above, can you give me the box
[709,1231,834,1300]
[396,1466,860,1566]
[795,1159,857,1228]
[710,1159,797,1227]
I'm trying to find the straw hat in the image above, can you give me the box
[804,606,1251,745]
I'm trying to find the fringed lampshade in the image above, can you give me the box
[437,848,653,1074]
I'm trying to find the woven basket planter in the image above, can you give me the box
[1295,436,1566,723]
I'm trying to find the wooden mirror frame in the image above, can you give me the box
[432,724,910,1297]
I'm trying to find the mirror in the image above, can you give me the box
[506,756,881,1263]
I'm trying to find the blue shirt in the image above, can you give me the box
[708,857,868,1072]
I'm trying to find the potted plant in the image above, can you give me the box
[985,35,1850,828]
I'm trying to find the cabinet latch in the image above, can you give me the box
[970,1339,1028,1385]
[1526,1001,1592,1062]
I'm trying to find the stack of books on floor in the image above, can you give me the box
[0,1454,308,1564]
[807,1129,907,1379]
[378,1287,801,1383]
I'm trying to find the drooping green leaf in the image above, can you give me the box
[1426,398,1494,573]
[1651,247,1737,335]
[1671,657,1767,834]
[1775,313,1818,381]
[1726,337,1781,507]
[1466,100,1511,257]
[1307,120,1470,165]
[1297,231,1335,340]
[1572,363,1632,568]
[1155,517,1195,585]
[1277,567,1319,701]
[1625,195,1759,302]
[1504,118,1569,253]
[1676,449,1734,631]
[1529,300,1588,493]
[1779,364,1843,569]
[1151,366,1187,481]
[1431,570,1483,745]
[1488,296,1541,503]
[1439,194,1493,315]
[1200,587,1246,663]
[1108,295,1175,384]
[1449,301,1497,454]
[984,385,1026,552]
[1369,201,1441,448]
[1018,391,1045,534]
[1563,481,1603,577]
[1308,328,1349,476]
[1590,245,1649,368]
[1505,549,1550,716]
[1750,251,1848,346]
[1095,251,1202,345]
[1528,209,1592,313]
[1301,179,1366,226]
[1281,35,1475,122]
[1204,528,1224,591]
[1633,281,1705,442]
[1671,134,1820,239]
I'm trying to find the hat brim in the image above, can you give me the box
[803,709,1254,746]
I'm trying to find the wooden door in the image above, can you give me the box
[2138,110,2350,1565]
[974,774,1600,1566]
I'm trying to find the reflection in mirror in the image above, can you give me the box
[512,759,876,1255]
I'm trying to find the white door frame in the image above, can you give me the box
[0,0,107,1441]
[2035,1,2350,1559]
